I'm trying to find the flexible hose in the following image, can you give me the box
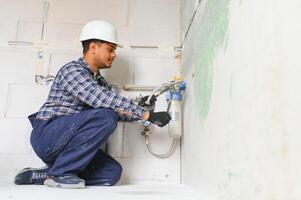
[144,92,178,158]
[144,80,182,158]
[145,80,182,104]
[145,135,178,158]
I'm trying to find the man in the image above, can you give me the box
[14,20,171,189]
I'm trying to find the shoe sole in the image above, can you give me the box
[44,178,85,189]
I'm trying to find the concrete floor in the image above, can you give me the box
[0,182,203,200]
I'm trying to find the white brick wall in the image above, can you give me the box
[133,57,178,85]
[16,21,43,42]
[0,0,44,42]
[4,84,50,118]
[129,0,179,29]
[119,157,180,184]
[43,23,83,46]
[0,119,32,154]
[46,0,130,26]
[102,55,135,87]
[0,21,18,41]
[0,0,44,22]
[0,46,37,117]
[47,48,82,76]
[0,0,181,184]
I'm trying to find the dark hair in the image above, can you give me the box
[82,39,104,54]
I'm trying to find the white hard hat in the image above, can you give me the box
[80,20,122,47]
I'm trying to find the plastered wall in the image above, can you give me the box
[181,0,301,199]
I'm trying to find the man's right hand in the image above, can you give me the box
[147,111,171,127]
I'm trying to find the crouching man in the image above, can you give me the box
[14,20,171,189]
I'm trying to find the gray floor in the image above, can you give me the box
[0,182,202,200]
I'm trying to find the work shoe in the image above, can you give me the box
[14,166,48,185]
[44,175,85,189]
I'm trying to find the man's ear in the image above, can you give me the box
[89,42,97,52]
[90,42,102,51]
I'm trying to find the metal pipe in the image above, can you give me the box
[123,85,157,91]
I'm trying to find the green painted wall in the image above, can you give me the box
[182,0,230,118]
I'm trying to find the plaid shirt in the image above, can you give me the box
[36,57,146,120]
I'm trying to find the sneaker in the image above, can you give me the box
[14,166,48,185]
[44,175,85,189]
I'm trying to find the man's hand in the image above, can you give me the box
[147,111,171,127]
[138,95,157,107]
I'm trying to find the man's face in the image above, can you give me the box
[94,42,117,69]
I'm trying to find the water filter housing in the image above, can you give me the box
[166,92,183,138]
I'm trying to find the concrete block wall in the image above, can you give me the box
[0,0,181,184]
[180,0,301,199]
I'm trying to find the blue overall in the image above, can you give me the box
[28,108,122,186]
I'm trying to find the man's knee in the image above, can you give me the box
[102,109,118,134]
[90,108,118,133]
